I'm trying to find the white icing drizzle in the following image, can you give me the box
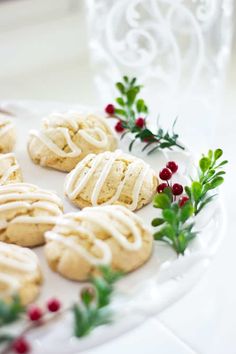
[0,242,39,296]
[46,231,111,266]
[45,205,147,266]
[29,112,115,158]
[0,153,15,160]
[65,150,155,211]
[0,183,63,227]
[0,153,21,185]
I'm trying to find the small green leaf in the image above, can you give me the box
[209,176,224,189]
[114,108,127,117]
[199,157,211,172]
[80,287,95,307]
[178,233,188,254]
[180,201,194,222]
[163,186,173,200]
[127,87,139,105]
[214,148,223,161]
[159,225,175,239]
[216,160,228,167]
[130,77,137,86]
[153,193,171,209]
[213,171,225,177]
[191,181,202,202]
[154,225,175,240]
[185,186,191,198]
[208,149,213,159]
[136,99,145,113]
[116,97,125,106]
[153,231,165,240]
[163,209,176,224]
[116,82,125,94]
[123,76,129,83]
[151,218,165,227]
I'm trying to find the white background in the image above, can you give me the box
[0,1,235,353]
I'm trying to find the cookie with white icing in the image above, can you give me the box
[0,183,63,247]
[0,153,23,185]
[45,205,153,281]
[65,150,158,211]
[0,115,16,153]
[0,242,42,305]
[27,111,118,172]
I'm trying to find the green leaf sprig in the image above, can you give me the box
[0,267,122,353]
[73,266,122,338]
[152,188,196,255]
[106,76,184,153]
[152,148,227,255]
[185,149,228,215]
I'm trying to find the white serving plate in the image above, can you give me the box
[1,101,225,354]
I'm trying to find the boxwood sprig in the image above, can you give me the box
[152,148,227,255]
[0,267,122,353]
[185,149,228,215]
[73,266,122,338]
[105,76,184,153]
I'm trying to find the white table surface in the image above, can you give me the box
[0,5,235,353]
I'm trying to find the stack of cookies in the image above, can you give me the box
[0,110,159,305]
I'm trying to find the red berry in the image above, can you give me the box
[172,183,183,196]
[105,104,115,115]
[157,183,168,193]
[47,298,61,312]
[159,168,172,181]
[166,161,178,173]
[115,121,125,133]
[135,117,145,129]
[27,306,43,321]
[179,196,189,207]
[12,337,30,354]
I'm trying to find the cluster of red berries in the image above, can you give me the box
[157,161,189,207]
[12,298,61,354]
[105,104,145,133]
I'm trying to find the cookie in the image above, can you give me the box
[0,115,16,153]
[65,150,158,211]
[45,205,153,281]
[0,183,63,247]
[0,242,42,305]
[0,153,23,185]
[28,111,118,172]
